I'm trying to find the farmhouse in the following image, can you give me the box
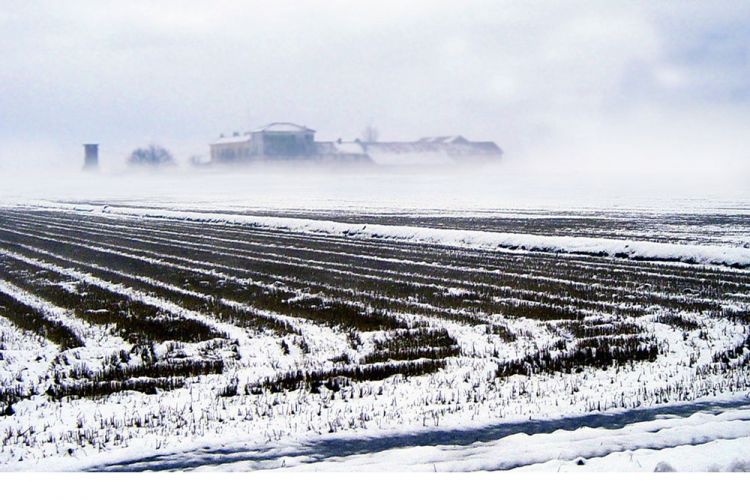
[210,122,316,162]
[209,122,502,165]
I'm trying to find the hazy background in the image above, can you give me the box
[1,0,749,205]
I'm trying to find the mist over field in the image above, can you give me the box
[1,0,749,209]
[1,158,748,213]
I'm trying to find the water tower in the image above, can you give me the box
[83,144,99,170]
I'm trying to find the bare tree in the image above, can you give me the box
[127,144,175,167]
[360,124,379,143]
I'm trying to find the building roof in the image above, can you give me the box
[315,141,368,156]
[210,133,251,145]
[418,135,468,144]
[252,122,316,133]
[363,140,502,165]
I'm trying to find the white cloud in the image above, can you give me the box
[653,66,690,89]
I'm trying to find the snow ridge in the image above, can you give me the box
[39,203,750,269]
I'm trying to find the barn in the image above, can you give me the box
[210,122,316,163]
[209,123,502,165]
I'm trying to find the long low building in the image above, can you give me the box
[209,122,503,165]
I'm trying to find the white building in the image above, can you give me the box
[209,123,502,165]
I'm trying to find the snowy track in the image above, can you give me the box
[84,396,750,472]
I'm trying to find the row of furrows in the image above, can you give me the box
[0,218,593,323]
[243,327,463,394]
[0,221,736,354]
[0,233,312,337]
[17,226,595,321]
[21,211,736,304]
[17,209,750,300]
[0,249,463,401]
[0,215,732,312]
[48,345,228,401]
[52,205,750,248]
[0,255,241,403]
[5,211,750,336]
[19,208,750,291]
[0,218,627,326]
[0,255,221,345]
[0,239,477,344]
[0,229,415,332]
[0,210,714,287]
[0,287,82,350]
[86,208,750,277]
[2,214,745,324]
[230,209,750,245]
[246,358,449,395]
[1,209,748,402]
[496,321,662,378]
[0,216,475,400]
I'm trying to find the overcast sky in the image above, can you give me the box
[1,0,749,185]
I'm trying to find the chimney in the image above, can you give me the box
[83,144,99,170]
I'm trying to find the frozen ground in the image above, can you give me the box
[0,168,749,471]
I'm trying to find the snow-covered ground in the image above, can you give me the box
[215,396,750,472]
[283,397,750,473]
[1,179,749,471]
[5,394,748,472]
[33,202,750,268]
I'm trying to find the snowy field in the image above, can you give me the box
[0,171,749,471]
[87,396,750,472]
[0,188,750,470]
[5,0,750,479]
